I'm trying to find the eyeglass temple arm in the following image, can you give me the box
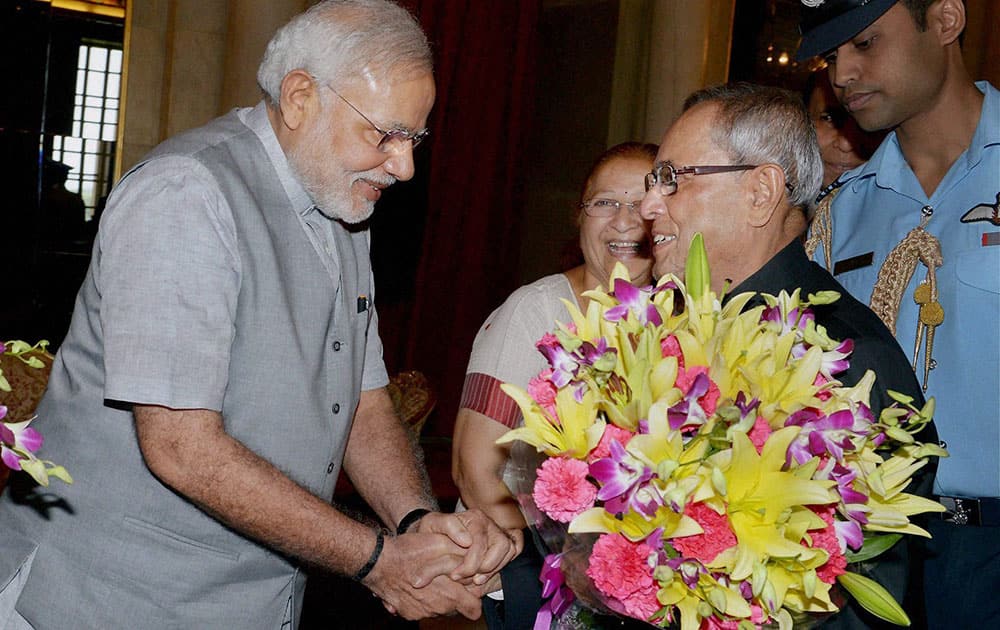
[686,165,794,192]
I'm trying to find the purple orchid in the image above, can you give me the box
[665,556,707,590]
[761,304,813,335]
[537,342,579,388]
[784,408,864,465]
[605,278,663,327]
[734,392,761,420]
[576,338,619,375]
[814,458,870,550]
[834,518,865,551]
[0,414,44,471]
[667,372,712,432]
[590,439,660,516]
[792,337,854,379]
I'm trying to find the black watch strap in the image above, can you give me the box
[396,508,432,535]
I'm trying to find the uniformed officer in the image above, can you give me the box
[798,0,1000,625]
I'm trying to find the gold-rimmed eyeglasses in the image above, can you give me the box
[324,84,430,153]
[644,161,794,195]
[579,198,642,218]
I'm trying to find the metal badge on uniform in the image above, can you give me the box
[357,295,369,313]
[960,192,1000,226]
[833,251,874,275]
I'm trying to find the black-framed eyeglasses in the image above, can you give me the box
[325,84,430,153]
[644,161,794,195]
[579,198,641,218]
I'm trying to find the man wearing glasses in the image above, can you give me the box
[639,82,935,627]
[0,1,518,628]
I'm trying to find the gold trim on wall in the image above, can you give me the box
[34,0,126,19]
[113,0,131,181]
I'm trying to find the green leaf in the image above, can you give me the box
[845,533,902,563]
[5,340,31,354]
[18,459,50,487]
[593,351,617,372]
[806,290,841,305]
[919,397,935,421]
[886,390,914,406]
[45,464,74,484]
[837,571,911,626]
[886,426,915,444]
[685,232,710,300]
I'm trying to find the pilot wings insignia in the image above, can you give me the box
[960,192,1000,226]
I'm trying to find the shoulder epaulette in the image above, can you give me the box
[814,175,852,205]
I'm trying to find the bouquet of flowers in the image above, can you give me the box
[1,339,71,487]
[499,235,945,629]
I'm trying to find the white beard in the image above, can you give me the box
[286,110,394,224]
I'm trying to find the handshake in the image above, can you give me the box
[359,508,523,620]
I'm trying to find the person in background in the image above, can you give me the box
[639,82,936,628]
[452,142,657,629]
[0,2,518,628]
[803,69,881,192]
[36,159,90,348]
[797,1,999,624]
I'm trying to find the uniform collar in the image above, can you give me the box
[843,81,999,196]
[966,81,1000,167]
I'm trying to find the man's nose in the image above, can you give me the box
[829,45,858,90]
[383,144,416,182]
[639,188,663,220]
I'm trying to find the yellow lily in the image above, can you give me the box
[497,384,603,458]
[708,428,837,582]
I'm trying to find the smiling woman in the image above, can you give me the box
[452,141,657,630]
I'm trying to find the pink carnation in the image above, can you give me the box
[660,334,685,368]
[747,415,772,453]
[675,366,721,415]
[588,424,635,462]
[536,332,561,350]
[809,506,847,583]
[534,457,597,523]
[587,534,660,620]
[528,368,558,417]
[673,502,737,564]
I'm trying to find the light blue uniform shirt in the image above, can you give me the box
[813,81,1000,499]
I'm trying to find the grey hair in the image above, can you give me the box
[257,0,432,107]
[683,82,823,209]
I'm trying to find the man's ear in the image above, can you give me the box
[931,0,965,47]
[746,163,785,228]
[277,69,318,131]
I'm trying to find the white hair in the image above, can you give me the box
[257,0,432,107]
[683,83,824,210]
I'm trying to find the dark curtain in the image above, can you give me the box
[372,0,542,439]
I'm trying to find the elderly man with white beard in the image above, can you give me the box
[0,2,519,628]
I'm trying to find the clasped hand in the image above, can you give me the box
[362,508,522,620]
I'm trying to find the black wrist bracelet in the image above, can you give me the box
[396,508,432,535]
[352,528,384,582]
